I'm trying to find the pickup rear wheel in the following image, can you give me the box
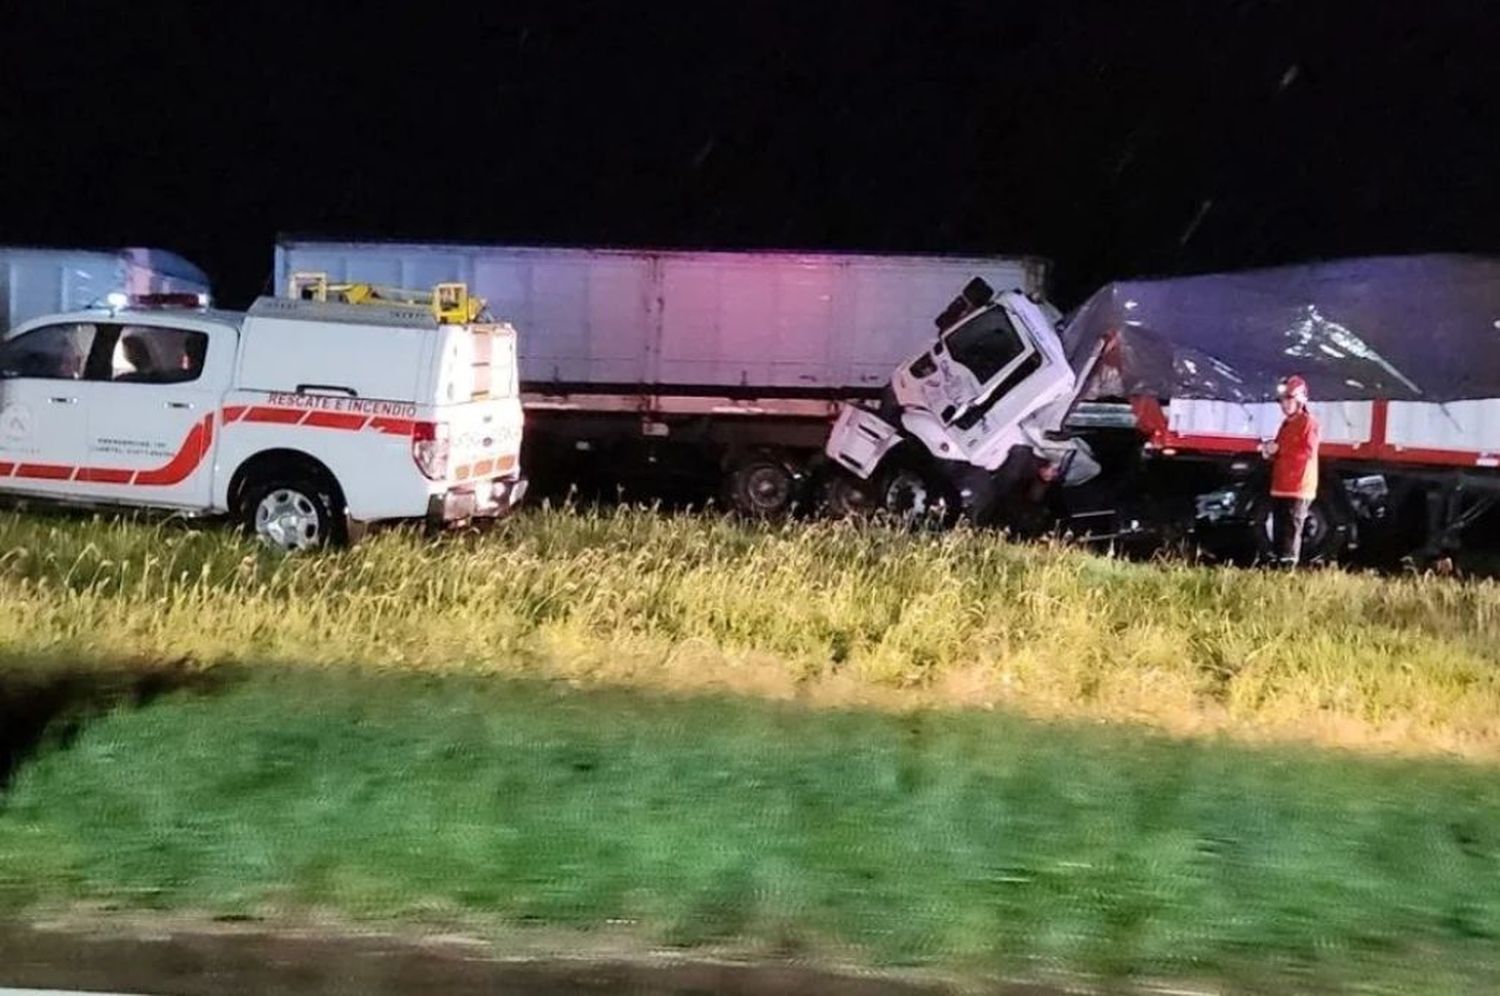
[241,477,345,552]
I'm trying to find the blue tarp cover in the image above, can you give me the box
[1061,254,1500,403]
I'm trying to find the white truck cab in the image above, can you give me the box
[0,287,526,550]
[827,279,1085,488]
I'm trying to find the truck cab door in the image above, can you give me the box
[0,321,101,496]
[68,322,227,509]
[900,297,1075,468]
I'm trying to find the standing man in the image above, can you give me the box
[1261,375,1320,566]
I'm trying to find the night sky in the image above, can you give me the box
[1,1,1495,308]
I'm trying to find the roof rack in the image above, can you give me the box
[286,272,485,324]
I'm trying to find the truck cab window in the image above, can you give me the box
[942,308,1027,383]
[952,351,1045,430]
[110,326,209,384]
[0,323,98,380]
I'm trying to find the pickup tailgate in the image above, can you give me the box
[437,323,523,483]
[447,398,523,482]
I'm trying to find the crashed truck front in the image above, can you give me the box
[825,277,1101,522]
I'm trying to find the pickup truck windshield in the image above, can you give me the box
[943,307,1026,383]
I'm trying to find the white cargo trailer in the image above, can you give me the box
[1,247,211,334]
[274,239,1050,514]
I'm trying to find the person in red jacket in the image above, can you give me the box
[1260,374,1321,566]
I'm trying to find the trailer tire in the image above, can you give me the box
[1247,494,1346,564]
[726,452,800,518]
[879,464,958,529]
[816,468,880,519]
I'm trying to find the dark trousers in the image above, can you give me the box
[1271,497,1311,566]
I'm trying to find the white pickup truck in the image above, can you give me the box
[0,288,526,550]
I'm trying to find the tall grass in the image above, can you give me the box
[6,669,1500,994]
[3,507,1500,756]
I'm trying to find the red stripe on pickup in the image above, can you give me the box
[243,406,308,425]
[0,462,14,476]
[15,463,74,480]
[222,405,417,436]
[370,417,416,436]
[74,468,135,484]
[303,411,371,431]
[135,415,214,486]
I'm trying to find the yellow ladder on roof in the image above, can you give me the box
[287,271,485,324]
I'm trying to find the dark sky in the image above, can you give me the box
[1,1,1495,307]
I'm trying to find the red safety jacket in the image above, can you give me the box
[1271,409,1320,500]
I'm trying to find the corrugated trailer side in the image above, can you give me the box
[274,239,1050,515]
[1,247,211,333]
[274,241,1047,392]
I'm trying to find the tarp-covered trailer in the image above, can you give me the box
[1059,254,1500,562]
[820,254,1500,564]
[1,247,211,334]
[274,239,1051,514]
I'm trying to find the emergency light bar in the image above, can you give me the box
[103,291,211,311]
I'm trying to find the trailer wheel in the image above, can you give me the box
[1248,495,1345,564]
[726,453,799,518]
[816,468,879,519]
[880,466,956,528]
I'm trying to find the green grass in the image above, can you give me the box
[3,507,1500,755]
[6,508,1500,991]
[3,669,1500,994]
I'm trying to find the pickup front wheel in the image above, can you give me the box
[240,477,345,552]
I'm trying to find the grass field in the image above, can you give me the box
[3,669,1500,994]
[2,507,1500,755]
[4,508,1500,993]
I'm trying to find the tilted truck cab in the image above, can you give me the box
[0,287,526,550]
[826,277,1097,522]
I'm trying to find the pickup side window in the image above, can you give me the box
[941,308,1027,383]
[108,325,209,384]
[0,323,98,380]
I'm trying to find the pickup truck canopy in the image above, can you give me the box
[1061,254,1500,403]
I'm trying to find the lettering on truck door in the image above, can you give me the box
[0,321,98,496]
[68,322,226,508]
